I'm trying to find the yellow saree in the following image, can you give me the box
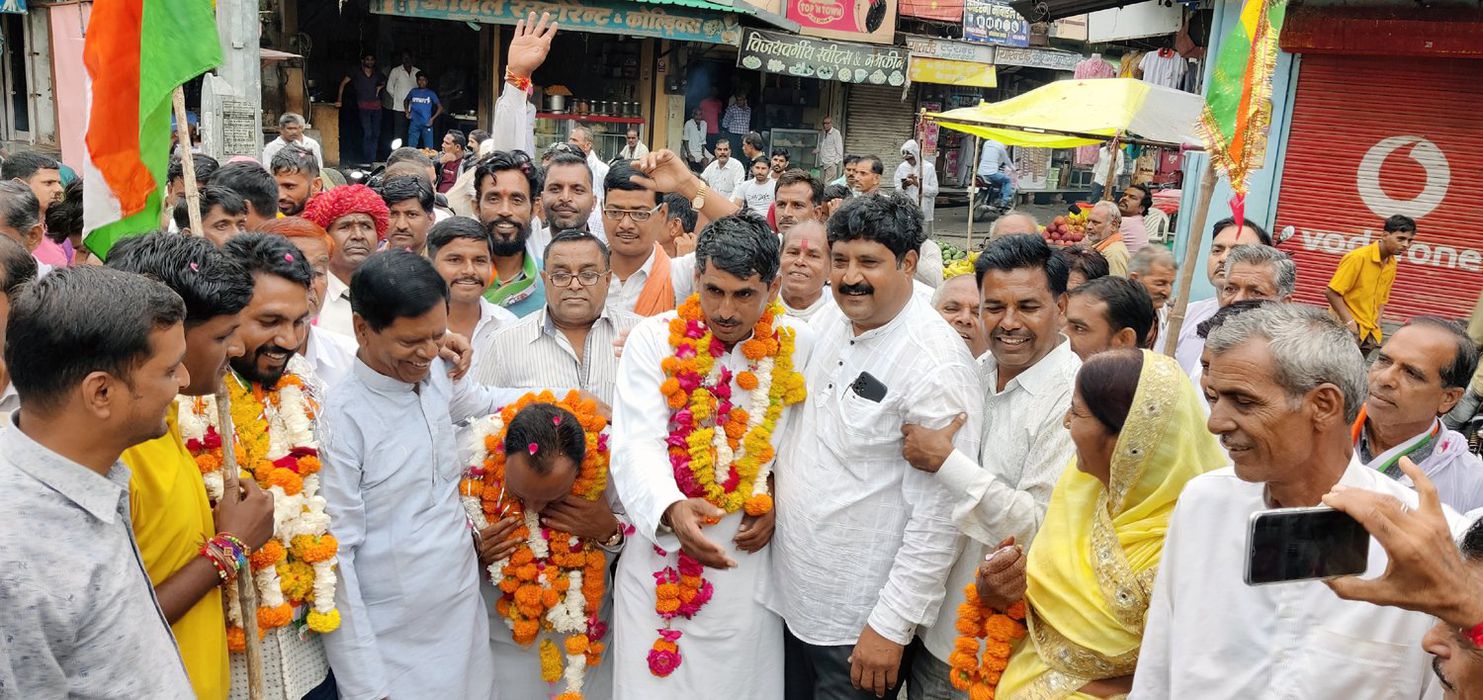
[998,351,1226,699]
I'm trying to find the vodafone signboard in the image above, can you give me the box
[1276,55,1483,323]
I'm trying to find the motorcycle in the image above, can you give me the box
[971,174,1012,223]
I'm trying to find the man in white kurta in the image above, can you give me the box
[319,353,530,700]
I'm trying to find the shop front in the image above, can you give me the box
[1273,11,1483,321]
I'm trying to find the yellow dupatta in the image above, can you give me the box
[999,351,1226,700]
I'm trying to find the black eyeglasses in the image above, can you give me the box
[603,203,664,223]
[547,270,608,288]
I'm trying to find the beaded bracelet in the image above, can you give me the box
[200,533,251,582]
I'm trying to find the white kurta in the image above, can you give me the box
[319,358,525,700]
[609,311,814,700]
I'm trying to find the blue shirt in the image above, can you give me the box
[406,87,439,124]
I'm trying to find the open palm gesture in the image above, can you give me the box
[507,12,557,79]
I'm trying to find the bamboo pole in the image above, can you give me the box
[1100,136,1121,202]
[214,384,265,700]
[1164,159,1219,359]
[915,109,925,212]
[966,136,981,251]
[171,88,205,237]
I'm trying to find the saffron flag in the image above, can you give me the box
[83,0,221,260]
[1197,0,1287,224]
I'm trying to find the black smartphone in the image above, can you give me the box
[1244,506,1370,586]
[850,371,888,403]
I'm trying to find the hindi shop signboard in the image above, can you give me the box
[370,0,742,45]
[737,29,909,87]
[962,0,1029,47]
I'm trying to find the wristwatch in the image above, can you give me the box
[691,182,709,211]
[601,526,624,549]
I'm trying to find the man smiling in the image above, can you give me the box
[779,220,835,322]
[932,274,987,358]
[303,184,391,336]
[428,216,516,373]
[476,150,546,318]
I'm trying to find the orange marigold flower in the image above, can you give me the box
[654,639,678,653]
[744,493,773,516]
[227,626,247,652]
[257,603,293,629]
[656,597,681,614]
[661,378,682,396]
[297,455,321,474]
[265,467,303,495]
[249,539,286,569]
[541,588,560,608]
[510,548,535,566]
[983,640,1012,662]
[666,392,688,410]
[516,563,540,581]
[515,584,543,608]
[736,371,759,391]
[513,619,540,644]
[194,453,221,474]
[564,634,590,655]
[953,637,980,657]
[968,684,995,700]
[499,578,520,593]
[655,583,680,599]
[661,357,681,374]
[1004,600,1027,619]
[983,615,1023,641]
[290,534,339,563]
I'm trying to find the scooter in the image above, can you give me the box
[971,175,1012,222]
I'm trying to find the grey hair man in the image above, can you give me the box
[1128,245,1176,312]
[1217,244,1296,306]
[1133,303,1455,698]
[989,211,1039,240]
[1085,200,1129,276]
[262,112,324,169]
[0,181,43,262]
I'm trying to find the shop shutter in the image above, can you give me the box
[843,83,919,188]
[1275,54,1483,323]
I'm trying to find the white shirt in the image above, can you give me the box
[1138,50,1188,90]
[767,294,984,646]
[262,135,325,169]
[385,65,420,108]
[894,159,939,222]
[819,127,844,167]
[618,142,649,161]
[1130,458,1459,700]
[468,298,518,375]
[318,273,355,338]
[682,119,707,161]
[920,338,1079,662]
[730,177,776,217]
[701,157,746,199]
[606,249,696,316]
[301,326,357,392]
[915,238,944,288]
[587,150,610,206]
[473,305,640,406]
[1092,144,1126,186]
[781,287,837,322]
[0,381,17,424]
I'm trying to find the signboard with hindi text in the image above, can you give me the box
[370,0,742,45]
[962,0,1029,47]
[908,57,997,88]
[737,29,908,87]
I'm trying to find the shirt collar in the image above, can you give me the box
[537,305,614,342]
[326,273,350,301]
[844,293,920,342]
[982,335,1076,397]
[351,355,420,394]
[1367,242,1385,263]
[2,413,131,523]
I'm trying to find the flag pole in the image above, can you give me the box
[214,383,266,700]
[171,87,204,236]
[1164,159,1218,358]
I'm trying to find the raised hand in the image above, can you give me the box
[507,12,557,79]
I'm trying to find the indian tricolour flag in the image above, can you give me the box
[1197,0,1287,225]
[83,0,221,260]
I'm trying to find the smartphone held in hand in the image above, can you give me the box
[1244,505,1370,586]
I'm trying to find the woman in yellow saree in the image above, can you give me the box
[990,349,1226,699]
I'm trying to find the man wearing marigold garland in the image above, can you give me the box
[108,233,273,700]
[768,193,982,700]
[318,250,540,700]
[217,233,339,699]
[609,211,811,699]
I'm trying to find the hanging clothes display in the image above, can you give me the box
[1138,48,1188,89]
[1073,55,1118,166]
[1119,51,1145,78]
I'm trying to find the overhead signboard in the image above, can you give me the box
[962,0,1029,47]
[993,46,1081,71]
[786,0,898,45]
[370,0,743,45]
[908,57,997,88]
[737,28,908,86]
[903,34,994,64]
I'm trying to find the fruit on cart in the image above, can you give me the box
[1041,212,1087,247]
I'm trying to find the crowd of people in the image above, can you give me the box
[3,12,1483,700]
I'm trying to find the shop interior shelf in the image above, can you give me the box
[536,113,645,124]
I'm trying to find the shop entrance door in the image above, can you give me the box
[0,12,31,144]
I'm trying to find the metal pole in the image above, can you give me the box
[1164,159,1218,359]
[214,384,265,700]
[172,88,205,236]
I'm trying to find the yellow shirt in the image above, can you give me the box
[1328,241,1397,342]
[1095,235,1131,277]
[124,405,228,700]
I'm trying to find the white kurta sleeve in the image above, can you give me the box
[492,82,535,156]
[610,318,687,553]
[318,414,390,700]
[867,363,983,645]
[935,410,1073,547]
[922,162,939,200]
[1128,498,1181,699]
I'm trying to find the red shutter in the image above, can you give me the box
[1276,54,1483,323]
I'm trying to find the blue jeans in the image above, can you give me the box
[408,121,434,148]
[358,107,381,163]
[907,638,965,700]
[985,172,1014,207]
[784,625,908,700]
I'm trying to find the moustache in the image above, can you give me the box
[837,282,874,296]
[453,276,484,287]
[485,217,526,238]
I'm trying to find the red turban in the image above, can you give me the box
[302,184,390,240]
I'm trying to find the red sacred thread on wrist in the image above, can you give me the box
[505,70,533,95]
[1464,620,1483,649]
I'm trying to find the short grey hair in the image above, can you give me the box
[1129,245,1175,276]
[1092,200,1122,227]
[1225,244,1297,298]
[278,112,305,128]
[989,211,1038,238]
[1206,304,1366,423]
[0,180,40,235]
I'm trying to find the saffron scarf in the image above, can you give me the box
[633,244,676,317]
[998,352,1227,699]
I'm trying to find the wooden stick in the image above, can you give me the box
[171,88,204,237]
[215,384,265,700]
[1101,136,1120,202]
[966,136,980,251]
[915,109,925,211]
[1164,159,1219,359]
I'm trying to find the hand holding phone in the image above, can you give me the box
[1245,505,1370,586]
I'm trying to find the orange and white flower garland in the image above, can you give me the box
[180,356,340,649]
[649,296,805,677]
[949,585,1027,700]
[460,390,610,700]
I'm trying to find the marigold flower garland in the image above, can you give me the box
[648,296,805,677]
[459,390,610,700]
[948,584,1027,700]
[180,356,340,650]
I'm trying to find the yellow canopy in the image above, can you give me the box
[925,77,1205,149]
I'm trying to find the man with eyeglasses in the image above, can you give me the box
[601,161,696,317]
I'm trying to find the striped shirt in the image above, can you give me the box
[472,305,641,406]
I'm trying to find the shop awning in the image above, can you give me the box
[1008,0,1140,23]
[924,77,1204,148]
[368,0,780,45]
